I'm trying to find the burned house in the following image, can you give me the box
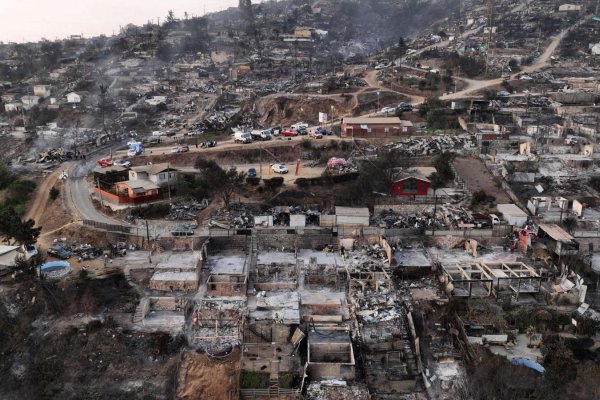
[441,261,542,299]
[307,329,355,381]
[537,224,579,256]
[149,251,203,292]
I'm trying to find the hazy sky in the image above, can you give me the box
[0,0,245,43]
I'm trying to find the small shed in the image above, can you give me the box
[497,204,528,227]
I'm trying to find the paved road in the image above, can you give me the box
[66,142,128,226]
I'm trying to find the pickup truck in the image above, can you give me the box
[251,130,272,141]
[234,131,253,144]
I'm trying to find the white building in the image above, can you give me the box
[497,204,529,227]
[33,84,52,98]
[66,92,82,104]
[21,95,40,110]
[558,4,582,12]
[4,102,23,113]
[0,245,20,271]
[129,163,178,186]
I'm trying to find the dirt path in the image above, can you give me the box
[25,165,70,224]
[440,19,586,101]
[453,157,510,203]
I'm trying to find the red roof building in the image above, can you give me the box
[341,117,413,138]
[391,176,432,197]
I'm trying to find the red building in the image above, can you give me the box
[391,176,432,197]
[341,117,413,138]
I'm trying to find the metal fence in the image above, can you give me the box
[82,219,131,234]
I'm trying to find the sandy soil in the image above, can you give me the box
[176,349,241,400]
[453,157,510,203]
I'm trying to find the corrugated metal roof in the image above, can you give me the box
[132,163,178,175]
[117,179,160,191]
[539,223,574,241]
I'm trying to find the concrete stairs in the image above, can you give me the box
[133,298,149,324]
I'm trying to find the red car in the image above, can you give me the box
[281,129,298,137]
[97,158,114,167]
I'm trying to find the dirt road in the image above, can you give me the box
[440,20,584,101]
[453,157,510,203]
[25,165,70,224]
[114,134,341,158]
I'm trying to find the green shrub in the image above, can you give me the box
[49,187,60,201]
[263,177,284,189]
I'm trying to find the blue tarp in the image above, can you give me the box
[511,357,545,373]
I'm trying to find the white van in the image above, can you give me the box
[291,122,308,131]
[234,131,253,144]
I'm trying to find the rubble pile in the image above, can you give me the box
[270,205,321,226]
[346,248,389,271]
[71,244,103,260]
[492,96,558,109]
[387,135,474,155]
[37,148,75,163]
[209,203,258,229]
[371,205,494,230]
[167,199,209,221]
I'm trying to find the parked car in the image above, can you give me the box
[187,130,203,136]
[271,164,289,174]
[270,126,282,136]
[114,159,132,168]
[47,247,71,259]
[251,130,272,141]
[171,146,180,154]
[398,102,413,111]
[281,129,297,137]
[296,127,308,135]
[234,131,253,143]
[316,127,332,135]
[291,122,308,131]
[178,145,190,153]
[97,158,113,167]
[309,130,323,139]
[127,148,137,157]
[165,131,176,137]
[248,167,257,178]
[152,130,166,137]
[201,140,217,148]
[381,106,396,114]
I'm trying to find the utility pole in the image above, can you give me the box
[485,0,496,77]
[74,119,80,159]
[167,162,172,203]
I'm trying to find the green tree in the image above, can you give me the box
[7,179,37,202]
[0,163,14,190]
[195,159,246,207]
[0,206,41,244]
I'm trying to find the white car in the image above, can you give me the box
[114,159,132,168]
[381,106,396,114]
[171,146,180,154]
[127,148,137,157]
[271,164,289,174]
